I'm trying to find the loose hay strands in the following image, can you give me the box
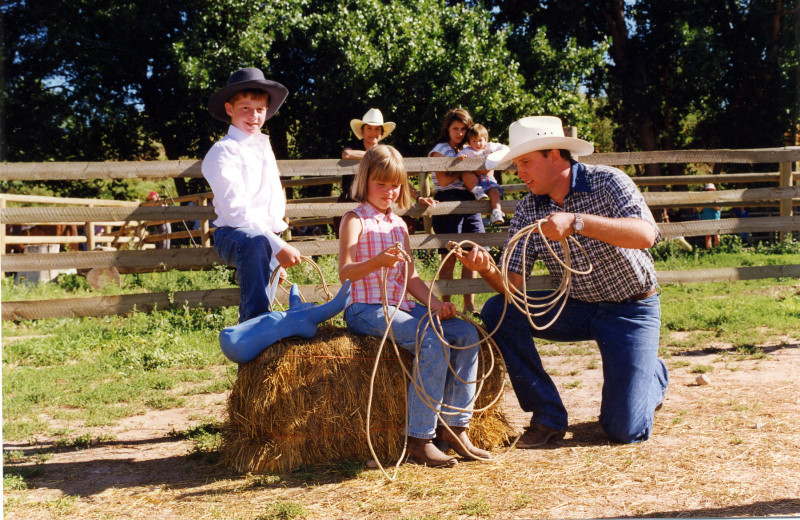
[220,326,512,475]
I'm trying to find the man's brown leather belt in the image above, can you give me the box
[628,287,658,301]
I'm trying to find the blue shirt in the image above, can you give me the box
[505,161,661,303]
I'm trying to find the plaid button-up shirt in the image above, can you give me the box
[505,161,661,303]
[347,203,415,311]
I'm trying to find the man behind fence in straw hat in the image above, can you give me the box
[202,67,302,324]
[456,116,669,447]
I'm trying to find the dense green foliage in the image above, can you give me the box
[1,0,599,165]
[1,1,797,191]
[479,0,799,170]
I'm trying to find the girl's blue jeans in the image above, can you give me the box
[344,303,481,439]
[213,226,277,323]
[481,291,668,444]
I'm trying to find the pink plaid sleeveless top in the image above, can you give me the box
[347,203,414,311]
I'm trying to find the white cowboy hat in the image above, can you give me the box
[350,108,396,139]
[485,116,594,169]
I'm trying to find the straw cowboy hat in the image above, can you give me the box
[486,116,594,169]
[208,67,289,123]
[350,108,396,139]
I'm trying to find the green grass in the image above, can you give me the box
[456,497,493,516]
[256,499,307,520]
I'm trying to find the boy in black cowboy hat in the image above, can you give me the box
[202,67,302,323]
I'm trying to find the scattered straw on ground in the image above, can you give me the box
[4,338,799,519]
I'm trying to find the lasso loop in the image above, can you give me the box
[268,256,335,311]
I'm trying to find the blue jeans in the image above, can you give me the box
[345,303,481,439]
[213,226,277,323]
[481,292,668,444]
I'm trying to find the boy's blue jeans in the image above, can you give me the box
[481,292,668,444]
[213,226,277,323]
[344,303,481,439]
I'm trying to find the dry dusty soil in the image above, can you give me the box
[3,333,800,519]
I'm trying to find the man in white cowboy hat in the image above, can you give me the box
[456,116,669,447]
[202,67,303,324]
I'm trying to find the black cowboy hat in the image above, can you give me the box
[208,67,289,123]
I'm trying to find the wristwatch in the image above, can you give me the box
[572,213,584,235]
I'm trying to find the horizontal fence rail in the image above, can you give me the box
[4,264,800,321]
[1,148,797,320]
[2,187,799,226]
[3,218,800,274]
[2,148,800,181]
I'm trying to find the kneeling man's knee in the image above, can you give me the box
[602,415,651,444]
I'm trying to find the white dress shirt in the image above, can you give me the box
[202,125,289,254]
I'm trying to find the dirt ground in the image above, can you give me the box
[3,333,800,519]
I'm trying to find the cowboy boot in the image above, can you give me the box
[407,437,458,468]
[437,425,491,460]
[219,280,351,364]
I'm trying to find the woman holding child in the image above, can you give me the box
[428,108,485,315]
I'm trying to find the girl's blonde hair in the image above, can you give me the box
[350,144,411,209]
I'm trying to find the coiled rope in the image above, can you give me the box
[268,256,334,311]
[365,219,594,479]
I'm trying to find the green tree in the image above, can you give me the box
[3,0,601,184]
[478,0,799,174]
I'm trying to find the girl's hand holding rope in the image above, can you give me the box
[430,300,457,321]
[374,243,407,269]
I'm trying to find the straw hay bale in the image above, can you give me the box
[221,325,513,474]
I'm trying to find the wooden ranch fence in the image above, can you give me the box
[1,147,798,321]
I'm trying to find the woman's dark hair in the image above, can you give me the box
[435,108,473,148]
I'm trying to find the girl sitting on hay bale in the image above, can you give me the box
[338,144,489,468]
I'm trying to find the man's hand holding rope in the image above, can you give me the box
[454,244,509,295]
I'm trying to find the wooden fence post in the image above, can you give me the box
[200,196,211,247]
[778,161,795,242]
[420,171,433,234]
[86,204,96,251]
[0,198,6,254]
